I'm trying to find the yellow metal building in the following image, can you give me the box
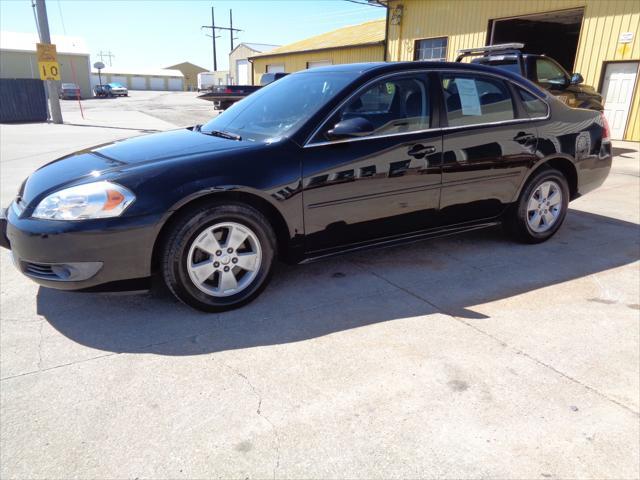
[384,0,640,140]
[250,19,386,85]
[165,61,208,91]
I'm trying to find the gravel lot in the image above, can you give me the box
[1,91,639,479]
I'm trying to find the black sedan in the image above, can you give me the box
[1,62,612,312]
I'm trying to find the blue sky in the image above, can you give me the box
[1,0,386,71]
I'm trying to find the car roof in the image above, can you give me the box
[296,61,547,97]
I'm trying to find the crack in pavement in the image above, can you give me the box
[219,361,281,480]
[36,320,44,371]
[349,259,640,417]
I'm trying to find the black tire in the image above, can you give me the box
[504,167,570,244]
[161,202,277,312]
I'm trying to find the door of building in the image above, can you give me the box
[236,60,249,85]
[602,62,638,140]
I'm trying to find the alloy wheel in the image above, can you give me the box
[526,180,563,233]
[186,222,262,297]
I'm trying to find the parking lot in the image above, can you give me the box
[1,91,639,479]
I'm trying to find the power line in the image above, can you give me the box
[343,0,385,7]
[56,0,67,35]
[98,50,115,66]
[201,8,242,54]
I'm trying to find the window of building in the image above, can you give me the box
[414,37,448,61]
[307,60,332,69]
[442,74,515,127]
[318,75,430,141]
[266,64,285,74]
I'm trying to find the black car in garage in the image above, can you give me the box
[1,61,612,311]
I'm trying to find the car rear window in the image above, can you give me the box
[442,74,515,127]
[517,87,549,117]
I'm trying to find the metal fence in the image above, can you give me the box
[0,79,48,123]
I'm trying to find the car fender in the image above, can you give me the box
[159,182,302,242]
[510,153,577,203]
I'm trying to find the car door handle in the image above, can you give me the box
[514,132,536,144]
[408,144,437,158]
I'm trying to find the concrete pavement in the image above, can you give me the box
[0,93,638,479]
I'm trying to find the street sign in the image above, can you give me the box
[36,43,57,62]
[93,61,105,70]
[36,43,60,81]
[39,61,61,81]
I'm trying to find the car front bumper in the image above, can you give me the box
[2,205,163,291]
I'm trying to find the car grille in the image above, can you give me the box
[23,262,58,279]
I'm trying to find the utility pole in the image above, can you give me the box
[211,7,217,71]
[98,50,115,66]
[201,9,241,62]
[34,0,62,124]
[229,9,234,51]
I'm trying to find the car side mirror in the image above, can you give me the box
[570,73,584,85]
[327,117,374,140]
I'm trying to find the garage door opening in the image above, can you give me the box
[489,8,584,72]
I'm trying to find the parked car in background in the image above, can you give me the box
[458,43,604,111]
[198,72,288,110]
[259,72,288,86]
[93,84,107,97]
[104,83,128,97]
[2,61,612,312]
[94,84,127,98]
[59,83,80,100]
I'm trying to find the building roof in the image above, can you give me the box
[250,19,385,58]
[165,61,208,72]
[90,66,184,77]
[0,31,89,55]
[230,42,280,55]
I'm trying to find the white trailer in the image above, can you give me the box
[197,72,216,91]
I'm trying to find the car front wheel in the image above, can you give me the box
[161,203,276,312]
[505,167,570,243]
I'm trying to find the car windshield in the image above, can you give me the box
[62,83,77,89]
[109,83,124,88]
[200,71,357,142]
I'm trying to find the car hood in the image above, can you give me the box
[19,128,255,206]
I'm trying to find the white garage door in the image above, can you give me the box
[149,77,165,90]
[307,60,332,69]
[602,62,638,140]
[267,64,285,73]
[236,60,249,85]
[90,74,100,88]
[168,78,183,91]
[130,76,146,90]
[110,75,128,87]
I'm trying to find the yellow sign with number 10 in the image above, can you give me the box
[39,61,61,81]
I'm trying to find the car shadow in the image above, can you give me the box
[612,146,639,158]
[36,210,639,356]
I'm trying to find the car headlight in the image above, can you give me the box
[32,181,135,220]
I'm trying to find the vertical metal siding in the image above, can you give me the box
[251,45,384,84]
[0,79,47,123]
[388,0,640,140]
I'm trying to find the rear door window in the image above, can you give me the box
[441,74,515,127]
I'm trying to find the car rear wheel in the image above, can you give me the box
[505,167,569,243]
[161,203,277,312]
